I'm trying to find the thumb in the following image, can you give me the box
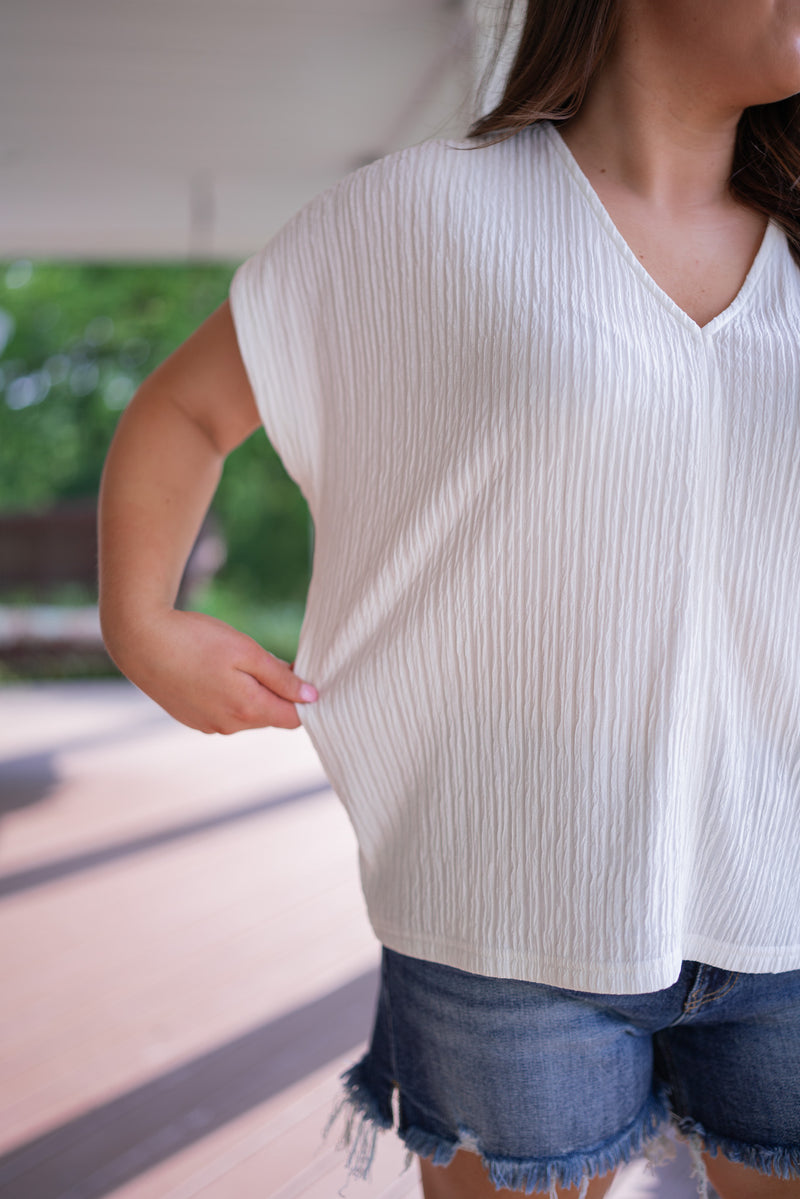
[248,646,318,703]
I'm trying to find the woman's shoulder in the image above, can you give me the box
[246,123,553,288]
[296,123,550,228]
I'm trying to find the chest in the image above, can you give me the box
[583,184,769,329]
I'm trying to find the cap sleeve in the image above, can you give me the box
[228,202,325,510]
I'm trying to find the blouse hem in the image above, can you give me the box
[369,920,800,996]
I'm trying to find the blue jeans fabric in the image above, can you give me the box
[331,947,800,1196]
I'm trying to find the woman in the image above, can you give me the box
[98,1,800,1196]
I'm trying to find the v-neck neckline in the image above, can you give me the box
[541,119,781,337]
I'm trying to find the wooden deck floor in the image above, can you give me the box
[0,680,708,1199]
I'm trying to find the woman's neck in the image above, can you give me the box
[558,28,743,215]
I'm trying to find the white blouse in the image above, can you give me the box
[229,120,800,993]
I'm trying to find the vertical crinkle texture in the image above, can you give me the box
[229,121,800,994]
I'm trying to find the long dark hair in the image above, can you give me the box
[468,0,800,267]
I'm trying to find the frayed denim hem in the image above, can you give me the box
[326,1057,677,1197]
[674,1112,800,1193]
[401,1089,674,1197]
[323,1060,416,1192]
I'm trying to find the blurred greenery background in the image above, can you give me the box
[0,258,311,677]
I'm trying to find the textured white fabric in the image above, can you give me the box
[229,120,800,993]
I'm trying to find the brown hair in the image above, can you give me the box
[468,0,800,267]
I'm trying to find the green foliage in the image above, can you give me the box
[0,258,312,605]
[214,429,313,602]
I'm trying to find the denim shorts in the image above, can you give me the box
[328,947,800,1197]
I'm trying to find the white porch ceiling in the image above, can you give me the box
[1,0,498,260]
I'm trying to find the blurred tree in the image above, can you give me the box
[0,259,311,605]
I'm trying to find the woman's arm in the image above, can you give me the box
[98,298,318,733]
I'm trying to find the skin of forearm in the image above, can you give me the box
[98,384,225,663]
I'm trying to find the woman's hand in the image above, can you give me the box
[107,607,318,734]
[97,299,319,735]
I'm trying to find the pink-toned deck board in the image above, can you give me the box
[0,680,703,1199]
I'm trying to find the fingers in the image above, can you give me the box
[204,644,319,733]
[127,609,320,736]
[220,675,304,732]
[244,645,318,707]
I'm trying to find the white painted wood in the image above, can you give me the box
[0,0,479,259]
